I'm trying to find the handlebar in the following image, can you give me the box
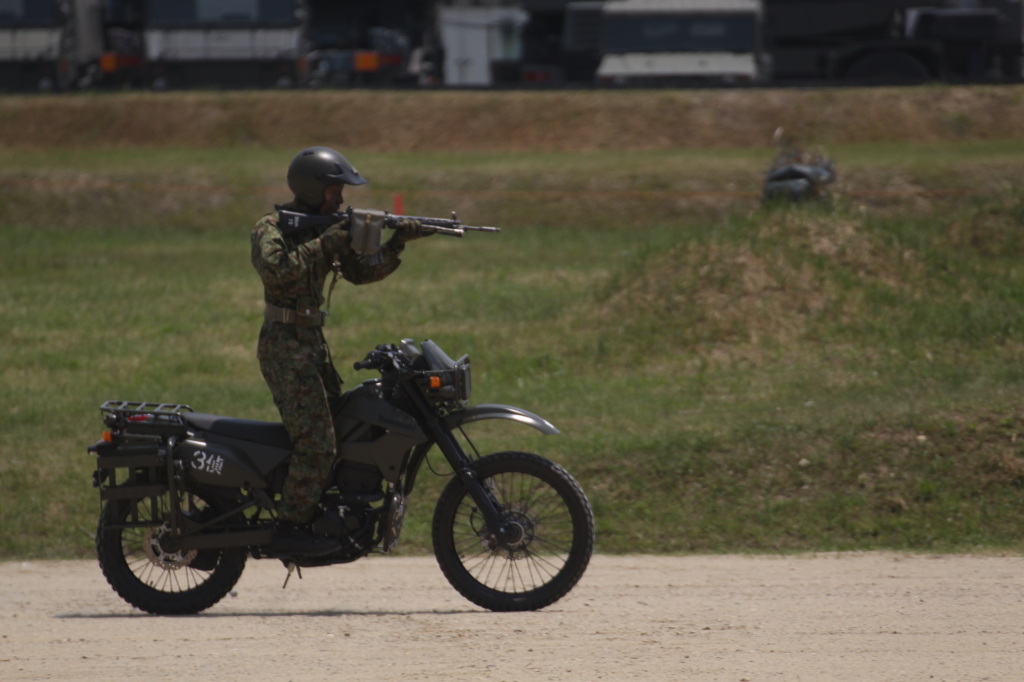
[353,343,405,372]
[352,358,377,371]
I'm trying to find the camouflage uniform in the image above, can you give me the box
[251,203,403,524]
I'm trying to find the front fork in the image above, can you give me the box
[409,393,516,545]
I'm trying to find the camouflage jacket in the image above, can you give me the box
[251,204,403,333]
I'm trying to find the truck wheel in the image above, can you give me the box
[846,51,931,84]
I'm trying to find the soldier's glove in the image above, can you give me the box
[319,221,351,259]
[389,218,434,246]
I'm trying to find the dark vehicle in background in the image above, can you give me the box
[0,0,105,91]
[98,0,144,87]
[524,0,1023,85]
[764,0,1022,84]
[302,0,437,88]
[2,0,1021,91]
[517,0,602,84]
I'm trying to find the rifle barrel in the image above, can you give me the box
[384,213,501,236]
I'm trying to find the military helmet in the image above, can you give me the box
[287,146,367,208]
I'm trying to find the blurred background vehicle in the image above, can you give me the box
[0,0,104,91]
[2,0,1019,91]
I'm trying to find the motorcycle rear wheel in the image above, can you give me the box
[96,491,246,615]
[432,451,595,612]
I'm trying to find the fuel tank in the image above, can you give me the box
[333,381,428,482]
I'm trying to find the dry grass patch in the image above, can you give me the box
[4,86,1024,152]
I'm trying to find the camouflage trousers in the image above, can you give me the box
[258,322,343,524]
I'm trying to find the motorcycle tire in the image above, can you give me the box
[96,491,247,615]
[432,451,595,612]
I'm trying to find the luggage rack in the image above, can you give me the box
[100,400,194,416]
[100,400,194,436]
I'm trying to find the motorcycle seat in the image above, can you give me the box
[182,413,292,450]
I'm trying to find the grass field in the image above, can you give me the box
[3,90,1024,559]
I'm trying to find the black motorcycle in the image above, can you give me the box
[88,339,594,614]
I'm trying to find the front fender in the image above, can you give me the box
[443,404,560,435]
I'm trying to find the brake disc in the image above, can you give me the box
[142,523,198,570]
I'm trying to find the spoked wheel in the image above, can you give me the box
[432,451,595,611]
[96,491,246,615]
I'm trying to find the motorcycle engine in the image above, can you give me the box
[299,461,384,564]
[304,500,378,565]
[312,505,368,538]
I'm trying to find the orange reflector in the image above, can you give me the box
[354,50,380,72]
[429,376,442,389]
[100,52,118,74]
[102,431,113,442]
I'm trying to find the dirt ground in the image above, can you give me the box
[1,553,1022,681]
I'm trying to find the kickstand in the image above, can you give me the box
[282,562,303,589]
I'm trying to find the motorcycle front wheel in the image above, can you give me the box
[432,451,595,612]
[96,491,246,615]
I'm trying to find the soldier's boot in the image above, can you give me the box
[272,521,342,557]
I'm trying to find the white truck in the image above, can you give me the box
[0,0,104,91]
[142,0,302,89]
[595,0,763,84]
[438,3,530,86]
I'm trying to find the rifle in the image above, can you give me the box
[277,206,501,238]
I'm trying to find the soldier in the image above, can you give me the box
[252,146,432,556]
